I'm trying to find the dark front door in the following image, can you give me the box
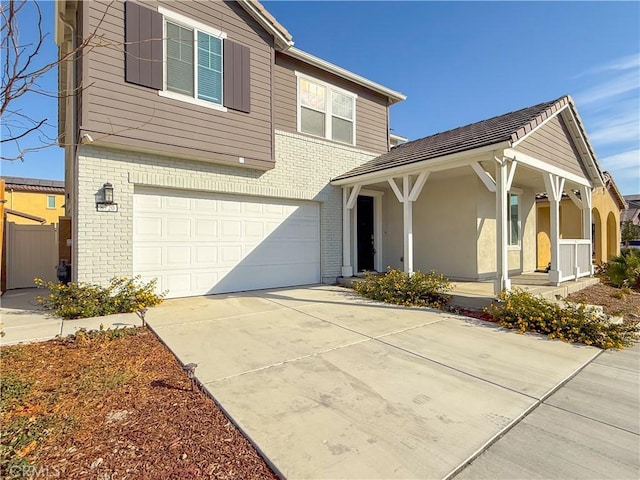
[357,196,375,272]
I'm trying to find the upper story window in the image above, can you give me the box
[296,73,357,146]
[47,195,56,209]
[160,9,226,110]
[124,3,250,114]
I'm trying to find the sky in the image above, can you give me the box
[2,0,639,194]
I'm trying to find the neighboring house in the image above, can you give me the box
[55,0,405,298]
[333,96,606,290]
[536,172,626,266]
[2,176,65,225]
[1,177,64,290]
[622,194,640,226]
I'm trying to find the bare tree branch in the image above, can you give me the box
[0,0,117,161]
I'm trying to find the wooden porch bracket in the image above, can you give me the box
[387,178,404,203]
[345,184,362,210]
[506,160,518,191]
[471,162,496,192]
[567,189,583,209]
[408,171,430,201]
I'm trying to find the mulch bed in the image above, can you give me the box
[1,328,277,480]
[566,282,640,321]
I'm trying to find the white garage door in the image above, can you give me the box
[133,188,320,298]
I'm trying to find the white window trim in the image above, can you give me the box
[507,188,522,250]
[295,71,357,146]
[46,195,56,209]
[158,6,228,112]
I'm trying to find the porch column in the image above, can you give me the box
[580,185,594,274]
[495,160,510,292]
[543,173,565,285]
[388,172,429,275]
[403,175,414,274]
[341,185,361,277]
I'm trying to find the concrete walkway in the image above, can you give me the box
[145,285,606,479]
[456,345,640,479]
[0,288,143,346]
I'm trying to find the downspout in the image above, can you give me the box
[59,12,78,280]
[59,13,77,158]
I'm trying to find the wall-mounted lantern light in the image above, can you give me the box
[96,182,118,212]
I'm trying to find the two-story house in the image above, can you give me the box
[57,1,612,298]
[55,0,405,298]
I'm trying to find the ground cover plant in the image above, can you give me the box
[487,288,639,349]
[0,328,277,480]
[354,268,452,308]
[34,276,165,319]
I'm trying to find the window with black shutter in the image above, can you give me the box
[124,2,251,113]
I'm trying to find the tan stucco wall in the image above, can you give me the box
[381,171,478,279]
[381,170,537,281]
[477,183,537,278]
[4,190,65,225]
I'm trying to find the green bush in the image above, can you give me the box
[487,289,639,349]
[34,276,165,320]
[606,248,640,289]
[354,268,452,308]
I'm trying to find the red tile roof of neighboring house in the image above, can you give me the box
[2,176,65,194]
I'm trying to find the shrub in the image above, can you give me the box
[605,248,640,290]
[354,268,452,308]
[487,289,639,349]
[35,276,165,320]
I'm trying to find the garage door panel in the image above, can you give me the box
[195,220,217,238]
[134,194,162,210]
[133,188,321,298]
[164,196,191,211]
[195,246,218,264]
[134,246,163,270]
[220,199,242,213]
[166,246,191,265]
[164,273,193,296]
[165,218,192,238]
[134,216,162,238]
[244,221,264,237]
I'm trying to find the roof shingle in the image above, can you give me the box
[333,96,570,181]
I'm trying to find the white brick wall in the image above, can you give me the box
[75,130,377,286]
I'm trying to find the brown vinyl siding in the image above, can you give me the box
[515,115,588,178]
[273,52,389,154]
[81,0,274,167]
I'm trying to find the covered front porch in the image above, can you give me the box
[331,96,604,294]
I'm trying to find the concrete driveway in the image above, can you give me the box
[146,285,601,479]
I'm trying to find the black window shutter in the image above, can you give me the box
[125,2,162,90]
[223,39,251,113]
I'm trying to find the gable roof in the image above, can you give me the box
[333,95,603,184]
[602,172,627,211]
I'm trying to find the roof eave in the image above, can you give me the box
[285,47,406,104]
[331,141,511,186]
[238,0,294,50]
